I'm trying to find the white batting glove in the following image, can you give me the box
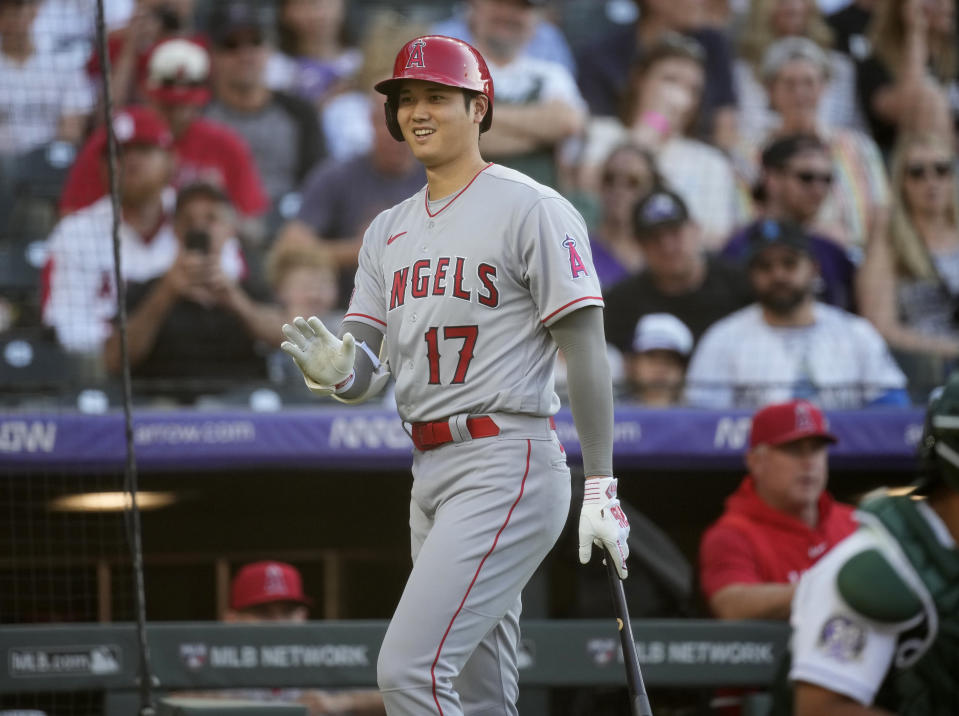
[281,316,356,396]
[578,477,630,579]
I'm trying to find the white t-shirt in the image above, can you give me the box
[42,193,245,353]
[789,501,955,705]
[345,164,603,423]
[485,54,587,115]
[684,302,907,408]
[0,48,94,155]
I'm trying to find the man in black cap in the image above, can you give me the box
[603,186,752,355]
[684,218,908,408]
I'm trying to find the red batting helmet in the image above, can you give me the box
[374,35,494,142]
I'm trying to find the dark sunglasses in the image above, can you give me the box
[601,170,647,189]
[905,161,953,180]
[218,34,265,51]
[790,170,834,186]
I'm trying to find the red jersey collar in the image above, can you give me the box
[424,162,493,218]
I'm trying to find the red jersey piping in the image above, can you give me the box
[429,439,532,714]
[343,312,387,327]
[424,163,493,218]
[541,296,604,323]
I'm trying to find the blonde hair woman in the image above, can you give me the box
[855,0,956,155]
[857,133,959,389]
[734,0,863,147]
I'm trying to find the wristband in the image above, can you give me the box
[333,371,356,394]
[584,476,617,504]
[356,340,381,370]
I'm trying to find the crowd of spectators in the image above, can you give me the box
[1,0,957,408]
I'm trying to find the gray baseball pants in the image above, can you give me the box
[376,415,571,715]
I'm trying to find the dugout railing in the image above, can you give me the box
[0,619,790,715]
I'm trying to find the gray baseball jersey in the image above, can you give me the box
[345,163,602,716]
[345,163,604,423]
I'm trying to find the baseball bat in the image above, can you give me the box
[605,548,654,716]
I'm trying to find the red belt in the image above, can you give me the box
[409,416,556,451]
[410,416,500,451]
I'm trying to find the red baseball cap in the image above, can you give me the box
[93,106,174,156]
[230,561,312,611]
[749,399,838,448]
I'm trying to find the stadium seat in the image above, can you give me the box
[0,326,92,406]
[2,142,74,244]
[0,234,43,300]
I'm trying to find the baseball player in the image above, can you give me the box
[784,374,959,715]
[281,35,629,716]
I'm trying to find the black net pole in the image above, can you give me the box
[92,2,155,713]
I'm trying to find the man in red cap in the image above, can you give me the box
[210,561,386,714]
[42,106,180,354]
[226,560,312,622]
[59,37,268,221]
[699,399,858,620]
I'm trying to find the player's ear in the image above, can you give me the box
[471,94,489,126]
[745,444,765,475]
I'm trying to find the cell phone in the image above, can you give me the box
[184,230,211,254]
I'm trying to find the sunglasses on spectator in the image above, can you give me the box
[601,170,648,190]
[790,170,833,186]
[904,161,953,180]
[219,34,265,51]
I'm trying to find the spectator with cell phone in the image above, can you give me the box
[102,182,283,400]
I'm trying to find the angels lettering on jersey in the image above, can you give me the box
[386,231,591,311]
[389,256,499,310]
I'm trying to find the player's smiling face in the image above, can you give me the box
[395,80,485,168]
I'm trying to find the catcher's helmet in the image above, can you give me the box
[374,35,494,142]
[917,371,959,492]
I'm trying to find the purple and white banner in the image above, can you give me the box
[0,407,925,473]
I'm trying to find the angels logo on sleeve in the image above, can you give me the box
[563,234,588,279]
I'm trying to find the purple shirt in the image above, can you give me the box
[588,232,631,288]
